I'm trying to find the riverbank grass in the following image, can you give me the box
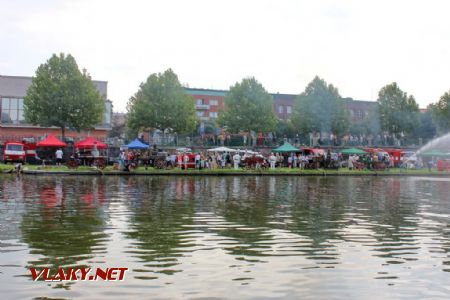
[2,163,448,176]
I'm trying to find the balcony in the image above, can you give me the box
[195,104,210,110]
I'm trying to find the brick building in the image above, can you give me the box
[185,87,375,123]
[0,75,112,142]
[344,98,376,123]
[185,88,226,121]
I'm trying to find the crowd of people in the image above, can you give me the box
[148,130,422,148]
[115,145,446,172]
[115,149,391,171]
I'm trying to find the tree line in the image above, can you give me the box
[22,53,450,144]
[126,69,450,145]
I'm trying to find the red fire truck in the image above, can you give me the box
[2,139,40,164]
[3,141,26,164]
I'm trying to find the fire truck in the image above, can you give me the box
[2,139,40,164]
[3,141,26,164]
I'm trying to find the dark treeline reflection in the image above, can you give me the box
[6,175,450,286]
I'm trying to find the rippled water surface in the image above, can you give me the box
[1,175,450,299]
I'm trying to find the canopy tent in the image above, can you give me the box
[207,146,236,152]
[75,137,108,149]
[126,138,150,150]
[272,142,300,153]
[236,149,258,154]
[37,134,67,148]
[419,150,449,157]
[341,148,368,155]
[176,147,192,153]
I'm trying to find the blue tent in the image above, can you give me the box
[126,138,150,149]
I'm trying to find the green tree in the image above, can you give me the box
[24,53,105,139]
[430,91,450,134]
[413,109,436,142]
[291,76,349,137]
[362,104,382,136]
[218,77,276,133]
[275,119,296,138]
[127,69,196,135]
[377,82,419,137]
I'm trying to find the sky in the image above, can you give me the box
[1,0,450,112]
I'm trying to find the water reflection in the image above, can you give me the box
[1,175,450,299]
[19,177,109,288]
[122,177,196,279]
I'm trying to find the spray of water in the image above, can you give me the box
[401,132,450,167]
[415,132,450,155]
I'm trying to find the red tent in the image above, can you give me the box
[75,137,108,149]
[37,134,67,147]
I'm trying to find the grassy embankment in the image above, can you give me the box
[1,163,448,176]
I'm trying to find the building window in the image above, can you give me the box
[210,112,218,118]
[210,99,218,106]
[356,110,363,119]
[278,106,284,114]
[1,97,25,124]
[286,106,292,114]
[196,99,205,105]
[196,111,204,117]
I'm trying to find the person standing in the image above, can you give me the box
[119,150,125,169]
[222,152,227,167]
[183,153,189,170]
[217,153,222,169]
[55,148,63,166]
[177,152,183,169]
[195,152,201,169]
[269,153,276,169]
[233,152,241,170]
[348,155,354,170]
[200,153,205,170]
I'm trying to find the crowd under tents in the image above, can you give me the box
[35,134,67,163]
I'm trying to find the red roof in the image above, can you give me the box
[37,134,67,147]
[75,137,107,149]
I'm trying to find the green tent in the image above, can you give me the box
[272,142,300,153]
[341,148,368,155]
[419,150,449,157]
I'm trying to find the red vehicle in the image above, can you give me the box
[437,159,450,171]
[177,153,197,169]
[3,141,26,164]
[382,148,404,167]
[22,139,40,164]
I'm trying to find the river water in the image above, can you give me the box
[0,175,449,299]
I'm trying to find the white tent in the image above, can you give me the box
[207,146,237,152]
[237,149,257,154]
[176,147,192,153]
